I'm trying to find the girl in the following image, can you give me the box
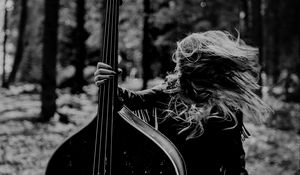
[94,30,270,175]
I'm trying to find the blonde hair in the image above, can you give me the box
[164,30,271,139]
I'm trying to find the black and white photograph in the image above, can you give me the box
[0,0,299,174]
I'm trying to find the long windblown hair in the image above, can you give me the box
[164,30,271,139]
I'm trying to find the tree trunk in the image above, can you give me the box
[296,0,300,99]
[142,0,151,90]
[271,0,280,84]
[40,0,59,121]
[296,0,300,82]
[71,0,87,94]
[250,0,263,96]
[240,0,249,38]
[2,0,8,88]
[4,0,28,88]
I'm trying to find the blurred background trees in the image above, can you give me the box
[0,0,299,117]
[0,1,299,174]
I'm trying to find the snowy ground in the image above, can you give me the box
[0,83,299,175]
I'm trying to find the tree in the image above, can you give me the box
[239,0,249,38]
[2,0,8,87]
[40,0,59,121]
[71,0,88,94]
[269,0,280,84]
[142,0,151,89]
[4,0,28,88]
[249,0,263,96]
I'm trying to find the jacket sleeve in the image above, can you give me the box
[207,111,249,175]
[222,119,249,175]
[117,84,169,111]
[220,128,248,175]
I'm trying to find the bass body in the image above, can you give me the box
[45,110,180,175]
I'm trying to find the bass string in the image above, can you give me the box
[100,0,113,174]
[102,0,115,173]
[108,0,119,174]
[92,0,112,174]
[98,0,120,174]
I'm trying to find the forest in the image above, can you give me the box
[0,0,299,174]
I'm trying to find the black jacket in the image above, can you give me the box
[118,85,249,175]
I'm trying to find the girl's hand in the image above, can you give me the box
[94,62,117,86]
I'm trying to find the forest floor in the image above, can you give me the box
[0,80,299,175]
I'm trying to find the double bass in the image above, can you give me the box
[45,0,186,174]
